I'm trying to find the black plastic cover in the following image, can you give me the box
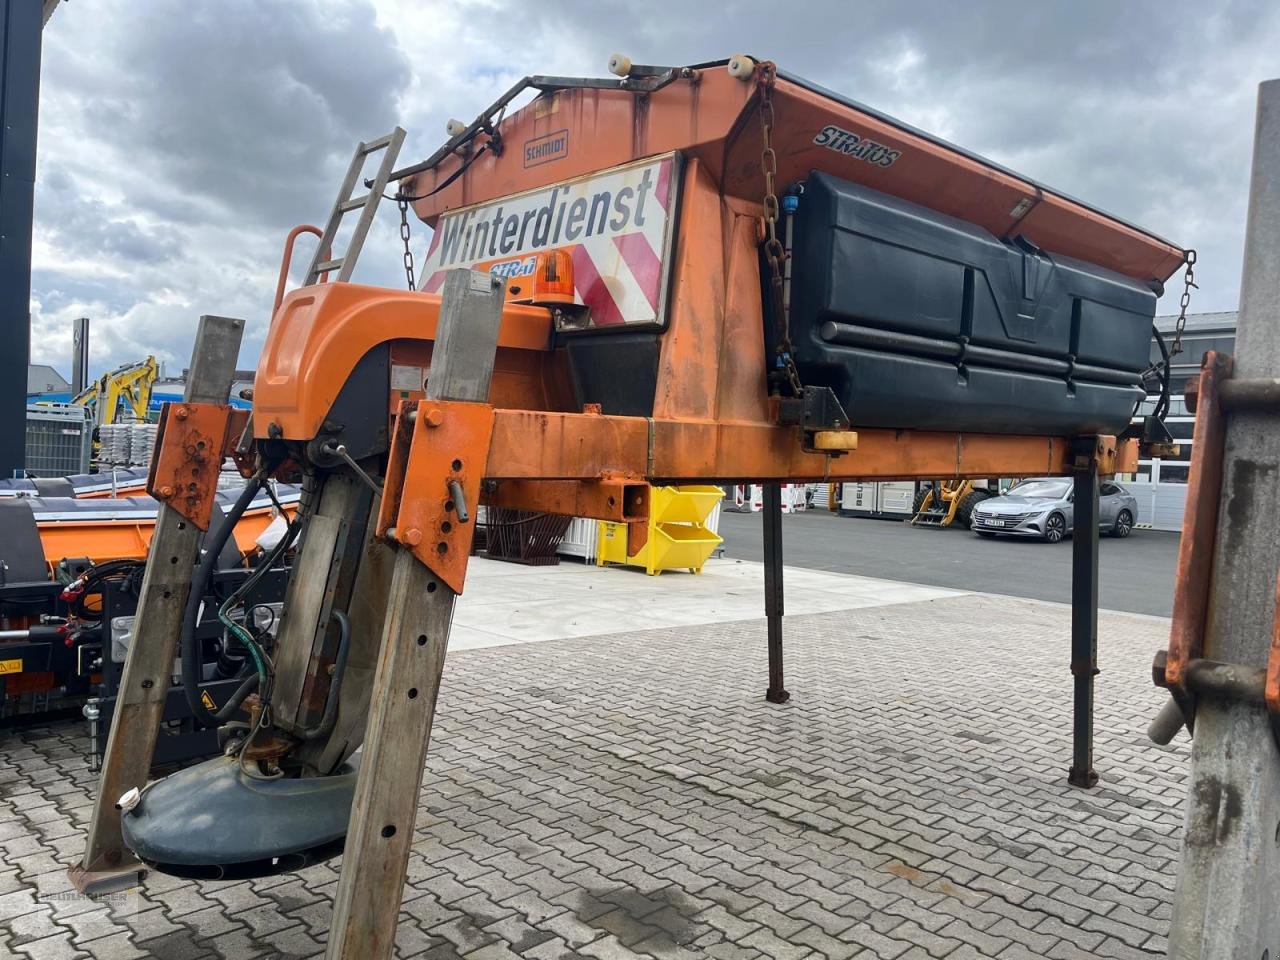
[784,172,1154,435]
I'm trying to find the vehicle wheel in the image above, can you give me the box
[1043,512,1067,543]
[975,531,996,539]
[1111,509,1134,539]
[955,489,992,529]
[911,486,932,515]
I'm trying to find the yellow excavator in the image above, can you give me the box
[910,479,995,528]
[73,356,160,426]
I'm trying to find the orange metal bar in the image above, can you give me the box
[481,478,650,522]
[1166,352,1233,689]
[1265,572,1280,716]
[274,224,326,315]
[468,407,1118,482]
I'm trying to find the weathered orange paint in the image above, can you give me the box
[254,283,557,441]
[407,65,1184,284]
[377,400,494,594]
[34,504,295,574]
[147,402,249,531]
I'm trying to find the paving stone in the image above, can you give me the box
[0,595,1188,957]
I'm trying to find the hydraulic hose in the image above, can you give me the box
[295,609,351,742]
[180,476,263,728]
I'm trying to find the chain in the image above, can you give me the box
[757,61,803,398]
[1168,249,1197,358]
[398,197,416,291]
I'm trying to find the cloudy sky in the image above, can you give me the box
[31,0,1279,378]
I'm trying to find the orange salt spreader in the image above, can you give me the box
[82,56,1189,959]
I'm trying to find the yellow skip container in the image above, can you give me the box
[596,485,724,576]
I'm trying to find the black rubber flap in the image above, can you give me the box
[121,755,359,879]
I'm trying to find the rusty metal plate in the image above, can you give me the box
[147,402,241,530]
[389,400,495,594]
[1166,352,1233,689]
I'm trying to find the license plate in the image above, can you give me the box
[987,519,1005,527]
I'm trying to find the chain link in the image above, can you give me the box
[398,197,417,292]
[756,62,803,399]
[1168,248,1197,358]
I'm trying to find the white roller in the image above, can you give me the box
[445,118,467,137]
[607,53,632,77]
[727,54,756,81]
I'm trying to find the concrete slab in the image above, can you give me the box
[452,557,967,651]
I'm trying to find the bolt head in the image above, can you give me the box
[401,528,423,546]
[158,485,174,498]
[424,408,445,428]
[174,406,189,420]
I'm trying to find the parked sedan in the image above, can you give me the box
[970,478,1138,543]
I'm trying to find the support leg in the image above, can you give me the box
[69,316,245,891]
[1068,448,1099,789]
[763,482,789,704]
[326,269,505,960]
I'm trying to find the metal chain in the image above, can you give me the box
[398,197,417,291]
[1168,249,1197,358]
[757,62,803,398]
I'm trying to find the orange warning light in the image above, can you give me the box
[531,249,575,305]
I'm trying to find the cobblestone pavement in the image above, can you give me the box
[0,593,1186,959]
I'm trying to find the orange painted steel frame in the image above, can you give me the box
[257,157,1138,487]
[404,66,1184,285]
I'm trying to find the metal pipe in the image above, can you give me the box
[1068,453,1099,788]
[0,629,30,640]
[820,321,1138,385]
[1219,376,1280,411]
[762,483,789,704]
[1148,696,1187,746]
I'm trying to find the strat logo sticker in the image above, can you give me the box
[813,124,902,168]
[523,129,569,168]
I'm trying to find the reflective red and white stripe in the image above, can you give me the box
[418,154,676,327]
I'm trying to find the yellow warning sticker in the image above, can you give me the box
[0,659,22,675]
[200,690,216,711]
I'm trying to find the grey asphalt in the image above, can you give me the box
[717,508,1179,617]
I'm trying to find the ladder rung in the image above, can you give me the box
[315,258,345,273]
[338,194,371,213]
[361,134,395,154]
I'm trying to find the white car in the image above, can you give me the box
[970,478,1138,543]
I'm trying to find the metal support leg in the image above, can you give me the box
[1068,449,1099,789]
[69,316,245,892]
[326,269,505,960]
[1168,78,1280,958]
[763,483,789,704]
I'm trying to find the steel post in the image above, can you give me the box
[69,316,245,892]
[1167,78,1280,959]
[71,316,90,396]
[1068,449,1100,788]
[0,0,42,478]
[763,483,789,704]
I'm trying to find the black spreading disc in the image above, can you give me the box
[121,755,359,880]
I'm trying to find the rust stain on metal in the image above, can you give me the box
[146,401,248,530]
[1166,352,1233,689]
[1266,572,1280,716]
[383,399,495,594]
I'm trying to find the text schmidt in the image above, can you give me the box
[435,168,657,266]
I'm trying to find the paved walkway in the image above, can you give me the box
[0,559,1187,959]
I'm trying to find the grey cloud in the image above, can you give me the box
[30,0,1276,381]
